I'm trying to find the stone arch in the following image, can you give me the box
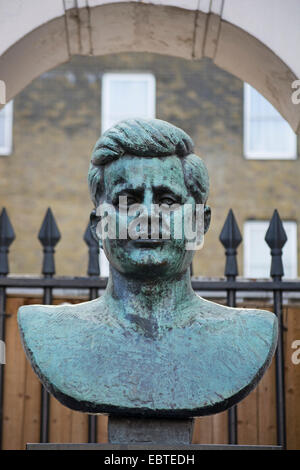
[0,1,299,132]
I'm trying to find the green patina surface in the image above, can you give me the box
[18,118,278,417]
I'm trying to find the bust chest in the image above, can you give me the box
[18,307,276,417]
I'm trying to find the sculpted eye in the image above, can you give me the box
[159,196,177,206]
[161,198,174,205]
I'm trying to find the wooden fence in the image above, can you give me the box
[2,294,300,450]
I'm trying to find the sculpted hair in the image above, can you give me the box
[88,118,209,206]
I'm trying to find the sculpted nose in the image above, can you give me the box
[143,189,154,214]
[142,190,156,238]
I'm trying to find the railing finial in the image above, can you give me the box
[0,208,15,276]
[265,209,287,279]
[219,209,242,278]
[38,208,61,276]
[84,222,100,277]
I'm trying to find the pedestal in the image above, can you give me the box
[108,417,194,445]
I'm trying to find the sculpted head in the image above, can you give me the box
[88,118,211,279]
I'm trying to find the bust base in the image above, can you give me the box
[108,417,194,445]
[26,443,282,450]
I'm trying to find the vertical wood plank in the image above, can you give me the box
[21,297,42,449]
[192,416,213,444]
[2,298,27,450]
[212,411,228,444]
[21,361,41,449]
[98,415,108,443]
[257,358,276,445]
[237,388,258,445]
[70,411,88,443]
[285,306,300,450]
[49,395,72,443]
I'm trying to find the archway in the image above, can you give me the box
[0,1,299,132]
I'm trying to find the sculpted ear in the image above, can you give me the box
[204,205,211,234]
[90,209,103,248]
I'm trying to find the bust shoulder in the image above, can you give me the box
[18,297,121,331]
[191,295,277,339]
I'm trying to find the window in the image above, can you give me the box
[244,220,297,278]
[243,83,297,159]
[101,73,156,133]
[100,73,156,276]
[0,101,13,155]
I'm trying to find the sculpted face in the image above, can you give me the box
[100,154,196,279]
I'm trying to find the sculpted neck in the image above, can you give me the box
[105,266,196,332]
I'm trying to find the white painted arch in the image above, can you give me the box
[0,0,299,132]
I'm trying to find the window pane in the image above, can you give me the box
[102,73,155,134]
[0,112,5,147]
[0,102,13,154]
[244,83,297,158]
[248,119,296,156]
[244,221,297,278]
[109,80,149,117]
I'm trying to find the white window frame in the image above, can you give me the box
[244,220,298,279]
[0,101,13,155]
[243,83,297,160]
[101,73,156,134]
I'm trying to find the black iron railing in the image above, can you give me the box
[0,207,299,449]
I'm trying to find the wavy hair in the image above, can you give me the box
[88,118,209,206]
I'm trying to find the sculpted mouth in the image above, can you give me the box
[131,239,165,248]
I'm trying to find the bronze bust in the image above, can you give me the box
[18,118,278,418]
